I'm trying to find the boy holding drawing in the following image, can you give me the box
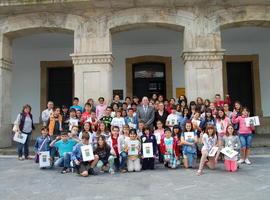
[34,127,51,167]
[160,128,180,169]
[71,132,99,177]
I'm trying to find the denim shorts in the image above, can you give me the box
[239,134,253,148]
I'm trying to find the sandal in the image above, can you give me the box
[196,170,203,176]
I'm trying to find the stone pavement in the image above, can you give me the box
[0,156,269,200]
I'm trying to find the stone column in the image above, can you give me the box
[0,34,12,148]
[71,53,114,104]
[182,50,225,101]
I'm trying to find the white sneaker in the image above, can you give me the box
[237,159,245,164]
[245,159,251,165]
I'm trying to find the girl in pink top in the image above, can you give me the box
[216,109,231,146]
[154,120,165,163]
[232,107,254,165]
[96,97,107,120]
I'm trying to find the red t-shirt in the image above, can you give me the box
[111,136,119,156]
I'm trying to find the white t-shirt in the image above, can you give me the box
[166,114,179,127]
[111,117,125,129]
[201,133,217,151]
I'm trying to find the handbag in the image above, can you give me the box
[35,137,49,163]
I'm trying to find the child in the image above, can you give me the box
[137,120,145,138]
[94,135,115,174]
[232,107,254,164]
[34,127,51,166]
[70,97,83,112]
[92,122,108,150]
[199,108,216,132]
[86,111,98,132]
[216,108,231,146]
[81,103,92,124]
[222,125,241,172]
[181,121,197,168]
[69,125,80,143]
[96,97,107,120]
[125,108,138,130]
[78,122,93,145]
[117,125,130,173]
[61,105,69,131]
[100,107,113,131]
[166,105,179,130]
[68,108,79,131]
[141,126,157,170]
[197,125,218,175]
[111,109,126,132]
[126,129,141,172]
[160,128,180,169]
[154,120,165,163]
[48,107,62,136]
[191,111,201,135]
[50,132,77,174]
[71,132,99,177]
[107,126,121,172]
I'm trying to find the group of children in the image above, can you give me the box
[29,93,256,176]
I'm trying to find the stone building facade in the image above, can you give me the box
[1,0,270,147]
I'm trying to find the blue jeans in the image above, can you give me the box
[239,134,253,148]
[17,132,31,157]
[119,152,127,170]
[54,152,72,168]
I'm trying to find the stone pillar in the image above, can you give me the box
[0,34,12,148]
[182,50,224,101]
[71,53,114,104]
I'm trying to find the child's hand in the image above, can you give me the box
[56,136,61,140]
[75,160,80,165]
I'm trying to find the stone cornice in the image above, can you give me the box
[181,50,225,62]
[70,53,114,65]
[0,59,12,71]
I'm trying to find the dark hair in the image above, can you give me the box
[125,97,131,101]
[127,108,134,112]
[97,121,108,134]
[205,124,216,138]
[112,126,120,131]
[84,103,91,107]
[61,131,68,136]
[225,124,237,136]
[143,126,152,133]
[53,106,61,111]
[22,104,32,113]
[97,135,109,149]
[164,127,171,133]
[129,129,137,135]
[82,122,93,133]
[216,108,226,120]
[41,127,49,131]
[98,97,105,101]
[172,125,181,137]
[73,97,79,101]
[69,108,76,113]
[81,132,90,140]
[156,120,163,126]
[184,120,194,132]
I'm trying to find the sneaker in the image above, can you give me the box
[18,157,24,161]
[88,168,97,176]
[61,167,68,174]
[109,168,115,175]
[245,159,251,165]
[237,159,245,164]
[120,169,127,173]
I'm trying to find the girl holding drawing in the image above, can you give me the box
[232,107,254,165]
[141,126,157,170]
[181,121,198,168]
[197,124,218,175]
[222,125,241,172]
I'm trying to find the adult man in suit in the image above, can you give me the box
[137,96,155,129]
